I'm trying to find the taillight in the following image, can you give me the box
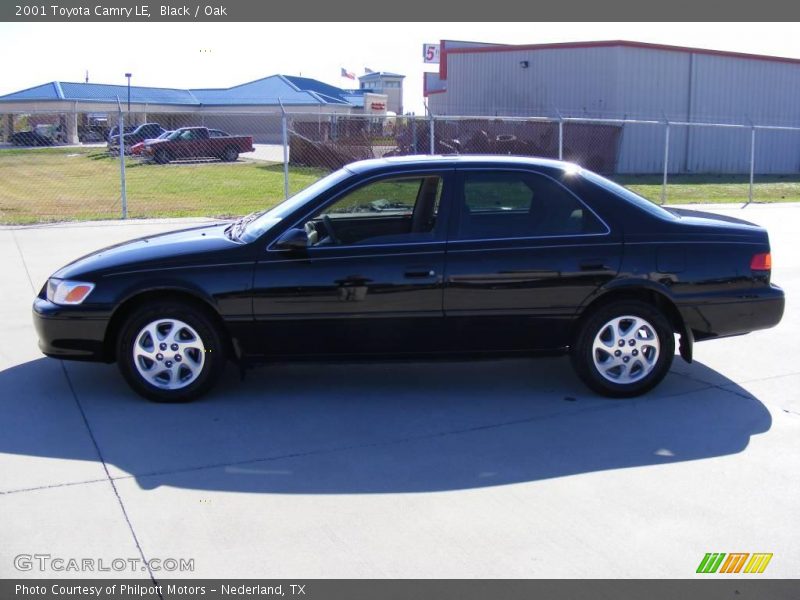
[750,252,772,271]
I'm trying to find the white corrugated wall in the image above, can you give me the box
[429,45,800,174]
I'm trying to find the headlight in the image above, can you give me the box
[46,278,95,305]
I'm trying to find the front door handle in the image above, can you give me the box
[405,269,436,279]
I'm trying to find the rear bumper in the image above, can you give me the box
[32,297,112,362]
[677,284,785,341]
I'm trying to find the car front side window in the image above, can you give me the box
[306,175,444,247]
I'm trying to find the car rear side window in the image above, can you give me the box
[581,169,678,221]
[456,171,606,240]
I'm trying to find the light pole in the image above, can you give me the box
[125,73,132,113]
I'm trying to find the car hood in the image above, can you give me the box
[53,222,240,280]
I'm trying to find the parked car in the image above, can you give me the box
[10,124,64,146]
[32,156,785,403]
[10,129,55,146]
[107,125,135,143]
[107,123,165,153]
[141,127,254,163]
[130,130,173,156]
[79,128,106,143]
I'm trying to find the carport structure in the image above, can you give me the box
[0,75,388,144]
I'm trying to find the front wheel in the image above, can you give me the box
[117,302,226,402]
[154,149,170,164]
[571,301,675,398]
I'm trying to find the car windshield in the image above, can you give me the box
[238,168,352,243]
[166,130,184,140]
[581,170,678,220]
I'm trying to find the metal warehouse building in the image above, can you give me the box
[425,40,800,173]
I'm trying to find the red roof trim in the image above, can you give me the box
[439,39,447,80]
[443,39,800,66]
[422,72,446,97]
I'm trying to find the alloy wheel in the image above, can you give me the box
[132,318,206,389]
[591,315,661,384]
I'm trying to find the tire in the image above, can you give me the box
[154,149,170,165]
[116,301,226,402]
[222,146,238,162]
[570,300,675,398]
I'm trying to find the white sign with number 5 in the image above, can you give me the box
[423,43,440,64]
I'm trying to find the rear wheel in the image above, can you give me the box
[154,149,171,164]
[222,146,238,162]
[116,302,225,402]
[571,301,674,398]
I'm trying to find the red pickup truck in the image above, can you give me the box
[142,127,255,164]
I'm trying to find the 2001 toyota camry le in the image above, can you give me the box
[33,155,785,402]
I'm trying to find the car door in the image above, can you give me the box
[443,168,622,352]
[175,129,205,159]
[249,169,454,358]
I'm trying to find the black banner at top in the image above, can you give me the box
[1,0,799,21]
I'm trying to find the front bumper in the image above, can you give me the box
[32,297,112,362]
[106,144,132,155]
[678,284,785,341]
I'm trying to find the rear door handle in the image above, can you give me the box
[579,259,609,271]
[405,269,436,279]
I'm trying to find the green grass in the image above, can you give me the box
[0,147,327,224]
[327,177,427,215]
[465,179,533,210]
[615,174,800,204]
[1,147,800,225]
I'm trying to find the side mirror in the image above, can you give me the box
[274,227,309,250]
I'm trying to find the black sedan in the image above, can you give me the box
[33,156,785,402]
[10,130,55,146]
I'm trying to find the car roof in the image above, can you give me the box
[344,154,581,174]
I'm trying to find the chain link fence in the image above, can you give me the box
[2,108,800,225]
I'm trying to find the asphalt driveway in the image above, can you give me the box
[1,205,798,578]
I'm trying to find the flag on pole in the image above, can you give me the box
[364,67,375,74]
[340,68,356,80]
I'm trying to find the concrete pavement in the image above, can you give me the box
[0,205,798,578]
